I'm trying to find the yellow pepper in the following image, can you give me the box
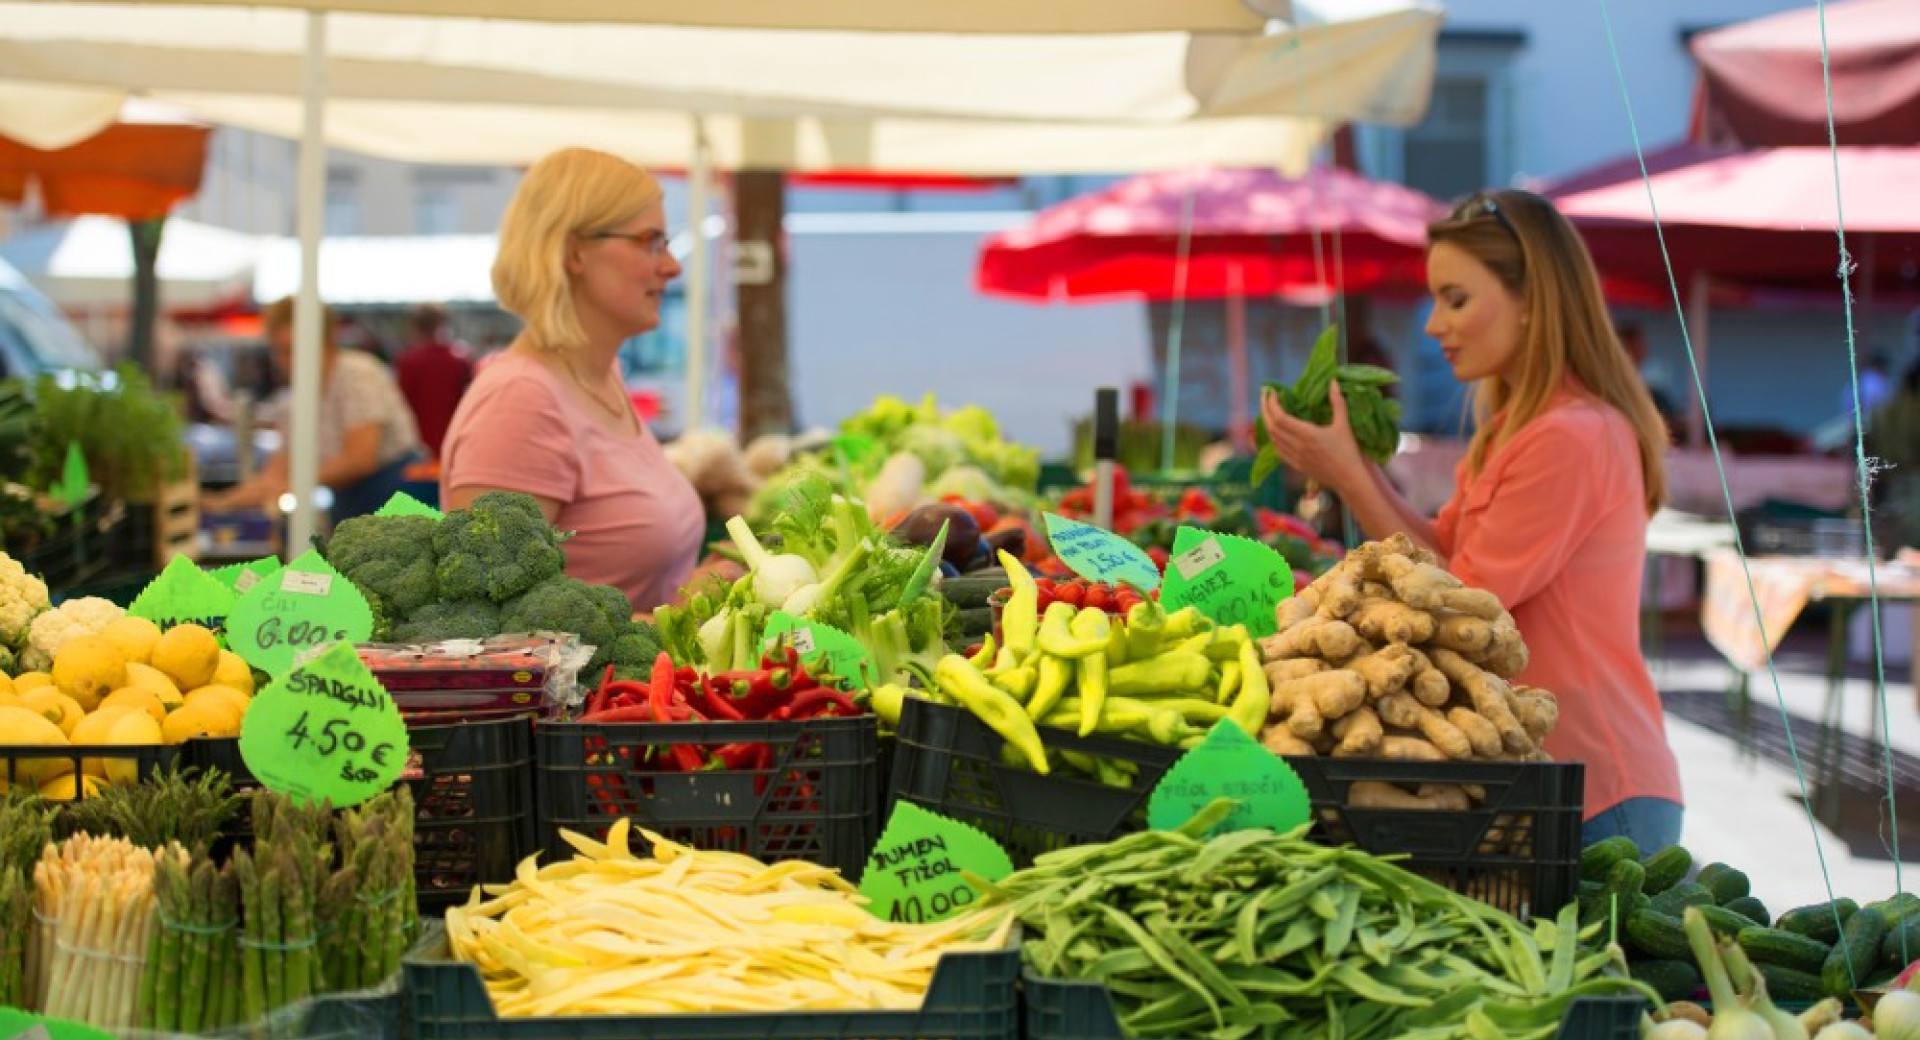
[969,633,998,668]
[1072,610,1112,736]
[1228,639,1270,737]
[999,550,1039,655]
[935,654,1049,774]
[1214,659,1242,706]
[1108,652,1213,697]
[869,683,908,728]
[992,664,1037,701]
[1037,601,1107,658]
[1123,601,1166,661]
[1025,653,1075,721]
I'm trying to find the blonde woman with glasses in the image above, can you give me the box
[440,147,706,614]
[1261,188,1683,852]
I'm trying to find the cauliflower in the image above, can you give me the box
[19,596,126,672]
[0,550,50,650]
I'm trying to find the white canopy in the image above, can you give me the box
[0,215,259,310]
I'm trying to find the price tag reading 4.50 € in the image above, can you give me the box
[227,549,373,677]
[239,640,408,808]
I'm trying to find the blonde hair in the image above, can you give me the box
[262,295,336,342]
[492,148,664,354]
[1429,188,1668,515]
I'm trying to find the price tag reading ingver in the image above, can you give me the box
[239,640,409,808]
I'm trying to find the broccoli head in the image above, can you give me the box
[391,599,500,644]
[498,574,627,662]
[432,492,567,602]
[604,622,665,680]
[323,514,440,618]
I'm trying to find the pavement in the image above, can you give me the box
[1650,616,1920,912]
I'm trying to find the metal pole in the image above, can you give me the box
[287,10,327,557]
[683,116,711,432]
[1685,272,1711,451]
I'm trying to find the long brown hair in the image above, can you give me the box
[1428,188,1668,514]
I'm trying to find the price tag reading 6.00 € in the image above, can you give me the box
[239,641,408,808]
[227,548,373,677]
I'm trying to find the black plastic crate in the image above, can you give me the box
[891,697,1583,917]
[534,715,880,880]
[0,742,180,796]
[14,492,124,596]
[405,931,1018,1040]
[1024,972,1647,1040]
[184,714,538,912]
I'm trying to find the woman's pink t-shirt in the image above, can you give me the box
[1435,385,1683,819]
[439,352,705,613]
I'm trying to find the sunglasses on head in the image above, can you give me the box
[1461,193,1521,244]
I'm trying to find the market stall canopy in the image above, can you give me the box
[1689,0,1920,147]
[252,233,495,307]
[0,215,259,310]
[1548,141,1920,296]
[0,102,208,221]
[0,0,1441,147]
[13,0,1286,33]
[976,164,1442,302]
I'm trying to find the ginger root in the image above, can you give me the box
[1312,560,1368,620]
[1276,590,1320,631]
[1432,612,1495,654]
[1406,649,1453,708]
[1447,707,1503,758]
[1348,598,1437,645]
[1264,658,1329,685]
[1331,707,1384,756]
[1429,648,1533,755]
[1377,691,1473,760]
[1348,779,1465,809]
[1346,643,1419,700]
[1268,675,1327,740]
[1510,686,1561,744]
[1438,586,1507,621]
[1261,617,1362,662]
[1378,732,1446,761]
[1261,726,1316,756]
[1278,669,1368,721]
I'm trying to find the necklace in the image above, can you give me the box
[565,362,635,430]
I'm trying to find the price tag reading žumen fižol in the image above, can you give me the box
[857,802,1013,924]
[239,640,409,808]
[226,549,372,677]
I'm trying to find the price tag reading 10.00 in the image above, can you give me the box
[226,549,373,677]
[239,640,409,808]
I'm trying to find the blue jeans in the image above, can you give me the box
[331,450,422,525]
[1582,797,1684,853]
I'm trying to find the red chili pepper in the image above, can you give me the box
[710,742,767,770]
[580,704,666,723]
[693,679,746,721]
[786,687,862,719]
[597,680,652,710]
[589,664,616,715]
[647,652,676,725]
[667,743,709,771]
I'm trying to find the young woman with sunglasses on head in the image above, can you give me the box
[1261,188,1683,852]
[439,147,706,614]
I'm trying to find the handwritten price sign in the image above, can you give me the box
[1041,512,1161,591]
[240,641,408,807]
[226,549,372,677]
[858,802,1013,924]
[1157,527,1293,640]
[129,555,238,635]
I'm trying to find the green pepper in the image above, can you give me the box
[1124,601,1166,661]
[870,683,908,728]
[1108,652,1213,697]
[1038,602,1108,658]
[1106,617,1129,667]
[1228,639,1270,737]
[1046,696,1194,743]
[1162,606,1214,642]
[969,632,998,668]
[1026,653,1075,720]
[935,654,1049,773]
[1071,610,1113,735]
[993,664,1037,701]
[1203,626,1247,663]
[1152,697,1232,724]
[1169,632,1214,657]
[1215,659,1242,706]
[1000,549,1039,655]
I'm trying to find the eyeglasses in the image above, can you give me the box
[585,228,672,256]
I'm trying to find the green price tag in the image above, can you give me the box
[374,491,442,520]
[128,555,237,634]
[1157,526,1294,640]
[207,557,283,595]
[239,641,408,808]
[1042,512,1161,591]
[762,611,874,685]
[227,549,373,676]
[1146,721,1312,837]
[858,801,1014,924]
[0,1008,119,1040]
[830,432,879,469]
[56,441,88,511]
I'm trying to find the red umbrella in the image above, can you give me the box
[976,165,1440,303]
[1690,0,1920,147]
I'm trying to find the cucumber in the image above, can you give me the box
[940,575,1008,609]
[1736,926,1832,975]
[1871,892,1920,927]
[1625,909,1692,961]
[1697,904,1762,940]
[1696,862,1751,905]
[1581,835,1641,881]
[1756,963,1829,1004]
[1723,895,1771,928]
[1778,898,1861,944]
[1650,882,1714,918]
[1640,845,1693,896]
[1823,904,1891,998]
[1604,858,1647,904]
[1881,915,1920,970]
[1629,958,1703,1003]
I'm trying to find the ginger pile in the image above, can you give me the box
[1259,534,1559,809]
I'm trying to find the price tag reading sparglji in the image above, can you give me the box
[227,549,372,677]
[239,640,408,808]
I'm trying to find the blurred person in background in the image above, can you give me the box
[205,296,422,523]
[395,302,475,460]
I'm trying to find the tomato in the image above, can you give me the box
[1084,585,1112,611]
[1053,582,1085,607]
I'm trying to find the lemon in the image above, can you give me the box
[52,634,128,712]
[212,650,255,696]
[98,616,163,665]
[0,704,74,786]
[0,672,14,697]
[183,686,249,730]
[21,687,86,737]
[37,772,104,801]
[125,661,183,699]
[71,705,136,745]
[96,688,168,725]
[0,690,20,710]
[77,709,162,784]
[12,671,53,691]
[161,701,238,743]
[150,624,220,692]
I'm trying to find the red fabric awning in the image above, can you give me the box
[975,165,1442,303]
[1690,0,1920,146]
[0,121,210,221]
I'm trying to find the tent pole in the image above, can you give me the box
[684,115,711,433]
[1685,272,1711,451]
[1160,178,1197,473]
[287,10,326,557]
[1226,264,1251,452]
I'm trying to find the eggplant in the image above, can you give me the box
[893,503,981,570]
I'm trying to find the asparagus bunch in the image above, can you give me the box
[234,842,326,1022]
[0,793,54,1008]
[33,834,183,1030]
[57,765,242,854]
[325,787,417,990]
[139,854,242,1033]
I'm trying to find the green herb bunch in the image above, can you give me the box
[1252,325,1402,486]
